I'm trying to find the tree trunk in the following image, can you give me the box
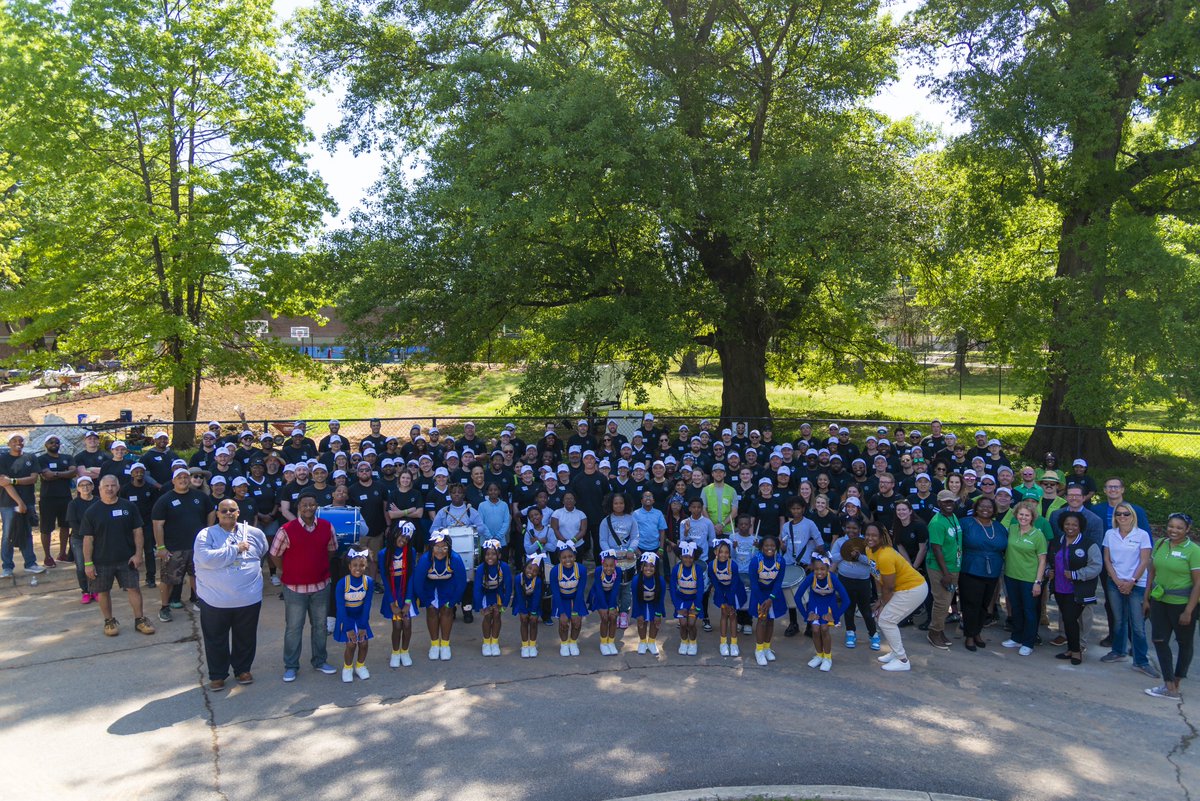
[714,331,771,430]
[953,329,969,376]
[171,376,200,448]
[1021,373,1124,466]
[678,350,700,376]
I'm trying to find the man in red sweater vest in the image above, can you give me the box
[270,494,337,681]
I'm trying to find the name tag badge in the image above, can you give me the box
[253,490,261,496]
[48,462,57,469]
[359,495,368,501]
[112,509,124,518]
[128,496,138,503]
[1173,551,1185,558]
[171,499,181,507]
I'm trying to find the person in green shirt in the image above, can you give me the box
[1143,513,1200,699]
[701,464,737,535]
[925,489,962,650]
[1002,500,1048,653]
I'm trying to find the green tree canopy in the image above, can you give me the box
[0,0,334,444]
[298,0,927,419]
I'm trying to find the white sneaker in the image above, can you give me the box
[341,666,353,683]
[637,641,648,654]
[648,642,659,655]
[808,654,824,668]
[439,645,451,661]
[326,616,336,634]
[881,658,911,671]
[765,648,776,662]
[679,641,688,655]
[529,645,538,657]
[1019,645,1033,656]
[730,643,740,657]
[560,643,571,657]
[1002,639,1019,648]
[270,575,281,586]
[687,642,697,656]
[568,642,580,656]
[719,642,730,657]
[521,645,531,658]
[820,658,832,672]
[483,643,491,656]
[742,624,753,635]
[429,645,440,660]
[878,652,896,663]
[755,650,768,666]
[390,652,401,668]
[399,652,412,667]
[355,665,370,680]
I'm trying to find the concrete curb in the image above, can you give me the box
[605,786,991,801]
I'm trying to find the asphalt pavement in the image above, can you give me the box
[0,569,1193,801]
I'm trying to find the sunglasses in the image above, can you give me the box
[1114,511,1132,517]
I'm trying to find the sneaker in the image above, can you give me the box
[326,616,336,633]
[521,646,531,658]
[25,564,46,575]
[820,658,832,672]
[702,619,713,632]
[807,654,824,668]
[1049,634,1068,647]
[103,618,119,637]
[927,632,950,650]
[542,618,555,626]
[917,621,930,631]
[1101,652,1128,663]
[482,643,491,657]
[1099,635,1114,648]
[236,672,254,685]
[282,668,298,682]
[617,612,629,629]
[1001,639,1019,648]
[0,568,13,578]
[354,664,370,680]
[341,666,353,683]
[765,648,776,662]
[946,612,961,623]
[1146,685,1181,699]
[55,552,69,562]
[1133,663,1161,679]
[400,652,412,667]
[678,641,688,655]
[686,642,697,656]
[755,650,768,666]
[878,652,896,663]
[637,641,648,654]
[719,642,730,657]
[845,631,857,649]
[145,578,156,588]
[210,678,226,691]
[439,645,451,661]
[869,634,881,651]
[529,645,538,657]
[270,575,281,586]
[170,601,184,609]
[646,642,658,655]
[561,643,572,657]
[568,642,579,656]
[429,645,440,660]
[390,652,402,668]
[316,663,337,674]
[134,617,156,635]
[741,624,753,635]
[43,556,56,568]
[80,593,93,605]
[881,658,912,671]
[158,607,172,623]
[1019,646,1034,657]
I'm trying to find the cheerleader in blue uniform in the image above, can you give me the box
[550,541,588,657]
[796,554,850,673]
[632,552,667,655]
[512,554,545,658]
[708,538,747,657]
[670,541,707,656]
[588,549,623,656]
[413,530,467,661]
[748,534,787,666]
[474,539,513,658]
[334,548,375,682]
[379,522,419,669]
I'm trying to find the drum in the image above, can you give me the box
[782,564,806,610]
[318,507,363,549]
[616,555,637,583]
[446,525,479,573]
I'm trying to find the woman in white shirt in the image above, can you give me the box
[550,491,588,557]
[1102,501,1156,677]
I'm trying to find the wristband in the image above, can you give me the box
[155,546,166,551]
[84,561,94,566]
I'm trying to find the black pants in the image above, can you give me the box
[959,572,998,639]
[841,576,877,635]
[1151,600,1198,684]
[328,556,347,617]
[199,598,262,680]
[1055,593,1084,652]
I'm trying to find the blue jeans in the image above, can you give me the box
[1106,583,1149,665]
[1005,576,1039,648]
[282,585,330,670]
[1,506,37,572]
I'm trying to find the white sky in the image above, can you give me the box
[275,0,958,224]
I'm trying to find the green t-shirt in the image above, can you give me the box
[926,513,963,573]
[1151,539,1200,605]
[1004,525,1048,582]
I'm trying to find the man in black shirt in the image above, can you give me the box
[141,431,180,493]
[281,429,316,464]
[37,435,76,565]
[318,420,342,453]
[82,474,155,637]
[350,461,388,568]
[151,468,216,622]
[122,463,159,587]
[74,430,108,482]
[360,418,389,454]
[569,452,608,560]
[1,433,45,577]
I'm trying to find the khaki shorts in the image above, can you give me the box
[162,550,195,586]
[90,563,139,594]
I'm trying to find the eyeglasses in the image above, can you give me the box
[217,509,239,514]
[1114,511,1132,517]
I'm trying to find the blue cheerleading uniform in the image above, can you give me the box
[333,575,375,642]
[550,562,589,618]
[413,551,468,609]
[708,558,748,609]
[796,572,850,627]
[473,561,513,611]
[748,553,788,620]
[511,571,544,616]
[631,572,667,621]
[378,545,419,619]
[587,565,622,612]
[669,562,706,618]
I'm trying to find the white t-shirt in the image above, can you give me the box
[1103,527,1152,586]
[550,507,587,547]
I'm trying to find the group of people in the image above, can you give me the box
[1,416,1196,700]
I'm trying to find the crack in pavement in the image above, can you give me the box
[188,609,230,801]
[0,634,197,670]
[1168,698,1198,801]
[217,659,745,729]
